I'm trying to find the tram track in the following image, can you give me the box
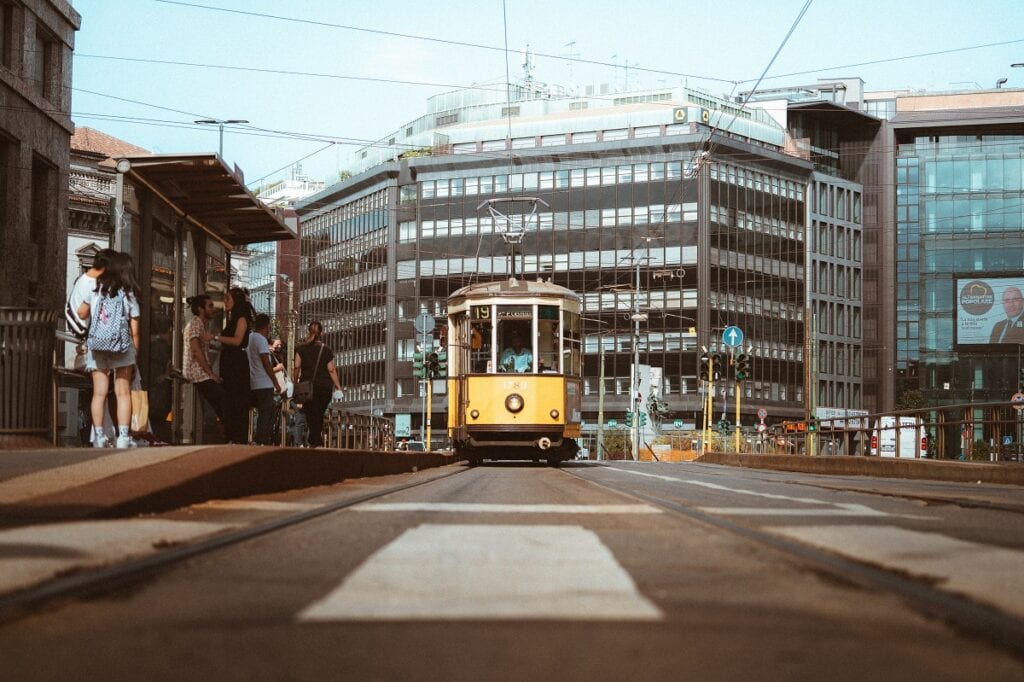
[562,464,1024,660]
[0,466,472,625]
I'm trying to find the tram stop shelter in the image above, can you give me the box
[110,153,295,445]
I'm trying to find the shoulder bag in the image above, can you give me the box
[293,344,324,403]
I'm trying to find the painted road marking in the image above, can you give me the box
[192,500,320,512]
[606,467,929,519]
[773,525,1024,618]
[700,503,888,517]
[298,524,663,621]
[354,502,662,514]
[0,519,231,594]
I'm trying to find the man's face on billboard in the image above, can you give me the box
[1002,287,1024,318]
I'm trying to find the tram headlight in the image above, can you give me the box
[550,409,559,420]
[505,393,524,413]
[470,409,480,420]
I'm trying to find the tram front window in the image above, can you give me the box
[498,314,533,373]
[470,320,492,373]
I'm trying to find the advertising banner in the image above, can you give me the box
[956,277,1024,345]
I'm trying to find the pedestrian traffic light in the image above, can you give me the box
[625,411,633,426]
[435,350,448,378]
[699,353,710,381]
[412,351,426,379]
[735,353,751,381]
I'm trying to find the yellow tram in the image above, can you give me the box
[446,278,582,465]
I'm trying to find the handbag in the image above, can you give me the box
[294,343,325,403]
[130,365,150,432]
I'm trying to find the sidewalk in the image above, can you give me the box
[0,444,454,523]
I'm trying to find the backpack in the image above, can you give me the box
[88,290,132,353]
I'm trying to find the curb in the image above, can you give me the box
[0,447,456,520]
[697,452,1024,486]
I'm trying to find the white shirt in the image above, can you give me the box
[66,273,97,337]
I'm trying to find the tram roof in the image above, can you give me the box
[449,277,580,304]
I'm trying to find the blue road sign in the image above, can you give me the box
[722,325,744,348]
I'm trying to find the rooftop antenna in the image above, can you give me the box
[563,40,579,89]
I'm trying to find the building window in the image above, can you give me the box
[32,25,61,102]
[0,3,13,69]
[500,106,520,117]
[0,134,11,239]
[435,113,459,127]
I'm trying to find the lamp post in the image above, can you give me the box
[194,118,249,158]
[277,273,295,446]
[582,317,611,460]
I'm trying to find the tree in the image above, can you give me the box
[600,432,630,460]
[895,389,926,411]
[338,170,353,182]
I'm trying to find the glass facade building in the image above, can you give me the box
[893,130,1024,406]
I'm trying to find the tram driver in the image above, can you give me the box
[500,332,533,373]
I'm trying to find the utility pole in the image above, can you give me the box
[597,337,605,460]
[194,118,249,158]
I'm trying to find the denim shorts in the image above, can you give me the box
[86,344,136,371]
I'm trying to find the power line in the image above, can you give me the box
[150,0,739,85]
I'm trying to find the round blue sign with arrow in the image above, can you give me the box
[722,325,744,348]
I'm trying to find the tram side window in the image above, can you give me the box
[498,318,533,373]
[537,305,560,373]
[563,310,581,376]
[470,319,492,373]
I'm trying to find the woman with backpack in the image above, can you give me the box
[214,287,255,443]
[77,251,141,449]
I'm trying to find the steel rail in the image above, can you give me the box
[0,466,470,624]
[563,464,1024,660]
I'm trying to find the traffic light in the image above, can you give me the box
[1019,367,1024,392]
[711,352,722,380]
[426,352,439,377]
[435,350,448,378]
[699,353,710,381]
[735,353,751,381]
[412,351,426,379]
[717,419,729,433]
[625,411,633,427]
[640,413,648,426]
[807,419,817,433]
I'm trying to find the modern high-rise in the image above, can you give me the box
[296,81,864,444]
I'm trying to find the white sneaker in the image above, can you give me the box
[116,435,132,449]
[93,436,109,449]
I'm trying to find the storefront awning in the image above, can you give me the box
[118,154,295,246]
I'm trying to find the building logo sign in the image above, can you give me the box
[959,280,994,315]
[673,108,687,123]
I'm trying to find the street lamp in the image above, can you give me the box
[194,118,249,158]
[277,273,295,446]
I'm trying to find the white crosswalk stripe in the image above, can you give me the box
[299,524,663,621]
[772,525,1024,618]
[354,502,662,514]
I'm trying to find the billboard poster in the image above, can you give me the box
[956,277,1024,345]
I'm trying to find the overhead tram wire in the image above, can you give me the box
[150,0,739,86]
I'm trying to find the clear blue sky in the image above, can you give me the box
[71,0,1024,189]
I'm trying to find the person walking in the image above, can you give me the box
[183,294,224,427]
[214,287,254,443]
[77,251,141,449]
[293,320,343,448]
[246,314,284,445]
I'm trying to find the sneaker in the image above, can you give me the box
[116,435,132,449]
[93,436,109,449]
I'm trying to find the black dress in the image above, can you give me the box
[296,341,334,447]
[220,309,252,443]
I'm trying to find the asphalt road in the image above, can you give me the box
[1,461,1022,681]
